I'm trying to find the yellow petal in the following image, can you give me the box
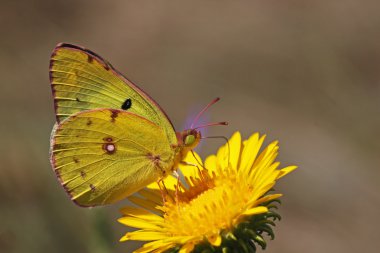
[251,141,279,181]
[119,206,163,221]
[146,181,160,190]
[134,245,158,253]
[278,165,298,179]
[241,134,267,177]
[253,165,281,188]
[207,234,222,246]
[118,216,162,230]
[128,196,161,214]
[150,243,177,253]
[134,240,176,253]
[136,237,189,252]
[252,182,276,200]
[179,151,203,181]
[252,141,278,169]
[204,154,218,175]
[179,242,195,253]
[249,161,279,186]
[215,132,241,171]
[122,231,168,241]
[138,189,163,205]
[249,194,282,207]
[146,175,178,191]
[240,133,259,170]
[228,132,241,170]
[216,143,228,169]
[242,206,268,216]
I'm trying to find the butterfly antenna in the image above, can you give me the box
[201,136,231,167]
[190,97,220,129]
[194,121,228,130]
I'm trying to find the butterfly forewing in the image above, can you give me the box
[50,43,177,145]
[50,109,176,207]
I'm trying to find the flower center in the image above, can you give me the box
[162,167,251,238]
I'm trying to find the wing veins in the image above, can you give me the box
[57,127,118,138]
[91,160,156,204]
[51,68,127,95]
[54,90,122,107]
[54,153,104,160]
[53,81,126,101]
[53,57,123,88]
[58,158,115,177]
[52,57,129,95]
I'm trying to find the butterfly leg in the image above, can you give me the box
[172,170,181,204]
[179,160,204,180]
[156,178,168,204]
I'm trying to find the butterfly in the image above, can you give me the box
[49,43,225,207]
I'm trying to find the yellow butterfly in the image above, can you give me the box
[49,43,222,207]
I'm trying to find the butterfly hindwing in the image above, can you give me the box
[50,43,176,144]
[50,109,176,207]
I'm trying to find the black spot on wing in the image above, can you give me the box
[121,98,132,110]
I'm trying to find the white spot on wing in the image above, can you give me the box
[106,143,115,152]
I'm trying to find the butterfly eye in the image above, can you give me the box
[184,134,196,146]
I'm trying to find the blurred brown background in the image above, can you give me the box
[1,1,379,252]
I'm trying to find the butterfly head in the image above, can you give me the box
[177,129,202,150]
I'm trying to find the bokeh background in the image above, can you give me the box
[1,1,379,252]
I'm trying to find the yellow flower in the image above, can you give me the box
[118,132,297,253]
